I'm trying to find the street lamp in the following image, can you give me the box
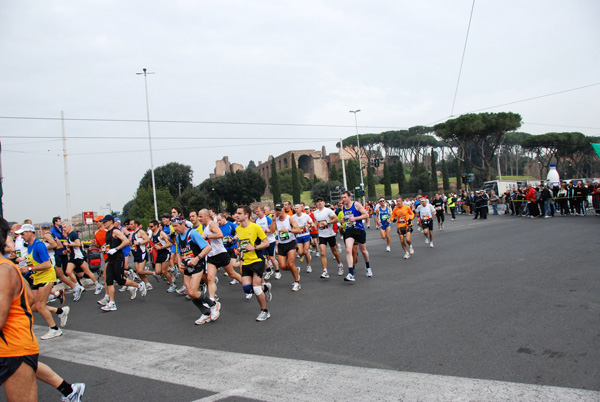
[349,110,365,204]
[136,68,159,221]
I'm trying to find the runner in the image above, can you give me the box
[313,197,343,278]
[148,219,177,292]
[253,206,279,282]
[172,215,221,325]
[63,223,103,299]
[97,215,146,311]
[49,217,80,299]
[307,205,320,257]
[390,196,415,259]
[294,203,315,273]
[416,197,437,248]
[432,193,445,230]
[375,197,392,252]
[269,203,302,291]
[127,219,156,291]
[234,205,272,321]
[340,191,372,282]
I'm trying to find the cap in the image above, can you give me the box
[41,222,51,229]
[315,197,324,202]
[304,206,310,210]
[114,218,121,223]
[171,215,186,224]
[100,215,114,223]
[15,224,35,234]
[93,215,104,222]
[161,213,171,219]
[274,203,283,210]
[325,203,331,207]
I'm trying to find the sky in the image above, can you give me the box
[1,0,599,223]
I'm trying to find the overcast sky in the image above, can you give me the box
[1,0,598,223]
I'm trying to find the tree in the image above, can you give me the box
[270,167,307,194]
[409,159,429,194]
[270,158,281,204]
[291,153,301,204]
[367,168,376,199]
[178,185,211,214]
[247,160,257,169]
[122,198,136,219]
[346,159,360,190]
[132,187,176,224]
[441,159,450,192]
[397,161,406,195]
[430,149,438,192]
[222,170,266,212]
[311,181,342,203]
[330,164,340,182]
[139,162,193,199]
[383,163,392,198]
[456,160,462,192]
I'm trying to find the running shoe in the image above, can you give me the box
[167,284,178,293]
[274,271,282,280]
[320,271,330,279]
[338,264,344,276]
[264,268,273,280]
[306,266,312,273]
[256,310,271,322]
[73,286,84,302]
[62,382,85,402]
[337,244,342,253]
[366,268,373,278]
[403,252,410,259]
[97,295,109,306]
[139,281,147,297]
[344,273,355,282]
[146,282,154,291]
[94,282,104,295]
[101,302,117,312]
[430,242,434,248]
[47,294,57,304]
[292,282,301,292]
[129,287,137,300]
[119,285,128,292]
[210,301,221,321]
[264,282,272,302]
[316,251,320,257]
[58,306,70,327]
[176,286,188,295]
[409,245,415,255]
[425,238,429,244]
[229,279,239,285]
[185,295,191,300]
[297,266,301,274]
[41,327,63,340]
[386,246,391,252]
[299,255,304,262]
[194,314,211,325]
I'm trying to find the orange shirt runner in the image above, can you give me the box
[390,204,415,228]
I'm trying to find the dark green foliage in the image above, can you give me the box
[383,163,392,198]
[138,162,193,199]
[430,150,438,192]
[441,159,450,192]
[291,154,301,204]
[270,158,281,204]
[397,161,406,195]
[310,181,343,203]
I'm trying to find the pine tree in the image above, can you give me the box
[456,160,462,192]
[430,149,438,192]
[397,161,406,195]
[383,162,392,198]
[330,164,339,182]
[291,153,301,204]
[441,159,450,192]
[367,167,376,200]
[270,157,281,204]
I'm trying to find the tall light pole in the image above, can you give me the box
[137,68,159,220]
[349,110,365,204]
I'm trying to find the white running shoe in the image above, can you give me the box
[366,268,373,278]
[176,286,188,295]
[338,264,344,276]
[41,327,63,340]
[264,269,273,280]
[403,252,410,259]
[210,301,221,321]
[337,244,342,253]
[73,286,84,302]
[245,293,253,300]
[138,282,147,297]
[386,246,391,252]
[129,287,137,300]
[264,282,272,302]
[292,282,301,292]
[58,306,70,327]
[425,237,429,244]
[430,242,434,248]
[145,282,153,291]
[119,285,128,292]
[229,279,239,285]
[63,382,85,402]
[320,271,330,279]
[344,273,355,282]
[256,310,271,322]
[274,271,282,280]
[316,251,320,257]
[101,302,117,312]
[97,295,109,306]
[195,314,211,325]
[94,282,104,295]
[409,245,414,255]
[306,266,312,273]
[167,284,178,293]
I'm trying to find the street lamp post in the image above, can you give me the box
[136,68,159,221]
[349,110,365,204]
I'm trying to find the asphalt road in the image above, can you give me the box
[19,212,600,401]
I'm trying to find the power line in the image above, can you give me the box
[450,0,476,117]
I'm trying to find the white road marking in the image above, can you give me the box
[36,326,599,402]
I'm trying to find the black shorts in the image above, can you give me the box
[265,242,276,257]
[310,233,318,239]
[54,253,68,270]
[155,251,170,264]
[226,248,237,260]
[318,236,337,248]
[397,226,413,236]
[343,228,367,244]
[277,241,297,256]
[69,258,86,269]
[183,259,206,276]
[241,261,265,278]
[30,281,53,291]
[133,251,147,263]
[105,258,126,286]
[0,354,38,383]
[207,252,231,268]
[421,219,434,231]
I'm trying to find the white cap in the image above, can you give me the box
[15,224,35,234]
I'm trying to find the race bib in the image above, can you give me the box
[381,214,390,221]
[279,231,290,240]
[318,220,328,229]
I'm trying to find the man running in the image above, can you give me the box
[49,217,80,299]
[416,197,436,248]
[235,205,272,321]
[128,219,156,291]
[148,219,177,292]
[97,215,146,311]
[172,215,221,325]
[294,203,315,273]
[375,197,392,252]
[270,203,302,291]
[313,197,343,279]
[340,191,372,282]
[253,206,279,282]
[63,223,103,299]
[432,193,445,230]
[390,196,415,259]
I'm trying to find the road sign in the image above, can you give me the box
[83,211,94,225]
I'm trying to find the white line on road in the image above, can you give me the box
[36,326,599,402]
